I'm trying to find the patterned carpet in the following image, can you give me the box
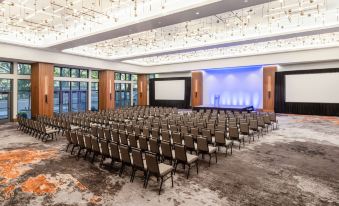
[0,114,338,206]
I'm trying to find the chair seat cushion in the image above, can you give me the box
[187,154,198,164]
[225,140,233,146]
[208,146,217,153]
[159,163,173,176]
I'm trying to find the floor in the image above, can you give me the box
[0,114,339,206]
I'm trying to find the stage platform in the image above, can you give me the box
[193,105,254,112]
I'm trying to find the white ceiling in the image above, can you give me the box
[2,0,339,70]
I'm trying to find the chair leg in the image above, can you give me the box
[71,145,76,155]
[159,177,163,195]
[171,171,174,187]
[66,143,70,152]
[119,163,125,177]
[91,153,96,163]
[144,172,150,188]
[208,154,211,167]
[215,151,217,163]
[186,164,190,179]
[174,161,178,175]
[130,168,135,182]
[196,161,199,174]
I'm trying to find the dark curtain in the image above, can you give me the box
[274,68,339,116]
[149,77,191,109]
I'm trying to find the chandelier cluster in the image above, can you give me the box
[123,32,339,66]
[0,0,210,47]
[64,0,339,62]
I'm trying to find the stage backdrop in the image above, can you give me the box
[202,66,263,109]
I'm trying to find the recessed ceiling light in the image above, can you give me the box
[196,11,200,15]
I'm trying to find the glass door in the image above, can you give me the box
[71,91,79,112]
[0,93,10,122]
[61,91,70,113]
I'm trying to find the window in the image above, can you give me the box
[91,70,99,79]
[125,74,131,81]
[121,73,125,81]
[0,62,12,74]
[132,74,138,81]
[71,69,80,78]
[133,83,138,106]
[61,68,70,77]
[115,73,121,80]
[18,64,31,75]
[91,82,99,111]
[0,79,12,121]
[54,67,61,77]
[0,79,11,92]
[61,81,70,90]
[17,80,31,118]
[80,69,88,78]
[54,81,60,113]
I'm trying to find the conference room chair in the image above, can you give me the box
[119,145,132,177]
[257,117,268,134]
[228,127,244,150]
[91,138,101,163]
[131,148,147,183]
[149,138,161,158]
[65,130,73,152]
[98,127,105,140]
[183,134,196,154]
[196,137,217,167]
[84,134,93,160]
[70,132,79,155]
[269,113,279,130]
[99,140,110,166]
[109,142,121,167]
[174,144,199,179]
[214,131,233,156]
[144,152,174,195]
[151,128,160,139]
[160,141,174,165]
[190,127,199,140]
[112,130,120,144]
[76,133,86,159]
[263,115,273,131]
[239,123,254,143]
[202,129,213,145]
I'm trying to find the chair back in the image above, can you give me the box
[145,153,160,175]
[161,130,170,142]
[215,131,225,144]
[183,134,195,150]
[139,136,148,151]
[100,140,110,156]
[91,138,100,152]
[174,144,187,163]
[160,141,173,159]
[172,132,182,145]
[109,142,120,160]
[131,149,144,169]
[149,138,160,154]
[229,127,239,140]
[128,134,138,148]
[197,137,208,152]
[120,132,128,145]
[120,145,131,164]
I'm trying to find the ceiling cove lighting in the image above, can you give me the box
[63,0,339,60]
[122,32,339,66]
[0,0,215,47]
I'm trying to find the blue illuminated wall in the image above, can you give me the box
[202,65,263,109]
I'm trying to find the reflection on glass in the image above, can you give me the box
[54,67,61,77]
[91,70,99,79]
[18,64,31,75]
[0,93,9,120]
[0,62,11,74]
[18,80,31,118]
[61,68,70,77]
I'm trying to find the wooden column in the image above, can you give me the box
[191,71,203,107]
[31,63,54,117]
[99,70,115,110]
[263,66,277,112]
[137,74,147,106]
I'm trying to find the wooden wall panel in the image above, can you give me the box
[99,70,115,110]
[137,74,147,106]
[263,66,277,112]
[31,63,54,117]
[191,71,203,107]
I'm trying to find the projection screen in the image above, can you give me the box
[285,73,339,103]
[155,80,185,100]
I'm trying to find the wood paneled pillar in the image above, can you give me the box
[263,66,277,112]
[31,63,54,118]
[191,71,203,107]
[138,74,147,106]
[99,70,115,110]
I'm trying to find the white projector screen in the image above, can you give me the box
[155,80,185,100]
[285,73,339,103]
